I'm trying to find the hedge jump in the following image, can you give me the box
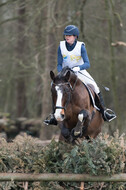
[0,173,126,182]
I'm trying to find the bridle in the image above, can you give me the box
[52,77,78,112]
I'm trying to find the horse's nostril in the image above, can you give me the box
[61,114,64,119]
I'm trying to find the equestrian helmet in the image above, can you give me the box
[63,25,79,37]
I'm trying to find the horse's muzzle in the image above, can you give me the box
[54,107,65,121]
[54,114,65,121]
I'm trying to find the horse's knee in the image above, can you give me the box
[78,110,89,122]
[61,125,70,139]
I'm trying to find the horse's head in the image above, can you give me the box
[50,69,71,121]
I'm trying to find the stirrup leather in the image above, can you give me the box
[104,108,116,122]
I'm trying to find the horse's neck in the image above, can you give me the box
[71,74,82,87]
[69,74,79,88]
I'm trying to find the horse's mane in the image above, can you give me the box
[58,66,74,77]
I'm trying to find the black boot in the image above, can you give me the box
[44,100,57,125]
[98,92,116,122]
[44,113,57,125]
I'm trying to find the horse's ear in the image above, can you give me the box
[65,71,70,81]
[50,71,55,81]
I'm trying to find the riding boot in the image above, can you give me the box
[44,113,57,125]
[44,102,57,125]
[98,92,116,122]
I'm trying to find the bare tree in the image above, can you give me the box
[40,0,57,139]
[16,0,28,117]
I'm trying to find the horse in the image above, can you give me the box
[50,67,103,142]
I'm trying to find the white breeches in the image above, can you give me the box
[76,70,100,94]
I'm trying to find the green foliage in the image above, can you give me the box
[0,132,126,189]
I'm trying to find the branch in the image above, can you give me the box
[0,17,19,26]
[0,0,17,8]
[111,41,126,47]
[0,14,27,26]
[114,12,123,27]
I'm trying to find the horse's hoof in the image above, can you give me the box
[74,131,81,136]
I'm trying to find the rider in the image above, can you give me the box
[44,25,116,125]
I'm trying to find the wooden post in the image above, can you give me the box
[80,182,84,190]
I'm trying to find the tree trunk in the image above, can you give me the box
[104,0,119,133]
[16,0,27,117]
[40,0,57,140]
[34,1,44,117]
[79,0,87,40]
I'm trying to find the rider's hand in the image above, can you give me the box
[72,67,80,72]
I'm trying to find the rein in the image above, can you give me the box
[52,76,78,91]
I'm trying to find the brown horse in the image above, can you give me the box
[50,67,103,142]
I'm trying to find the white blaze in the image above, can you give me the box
[54,86,63,121]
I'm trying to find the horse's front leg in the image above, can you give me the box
[58,121,77,143]
[72,110,91,137]
[58,122,71,142]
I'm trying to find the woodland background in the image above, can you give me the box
[0,0,126,140]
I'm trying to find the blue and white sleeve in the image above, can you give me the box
[57,46,63,72]
[79,44,90,70]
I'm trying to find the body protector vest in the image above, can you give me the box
[60,41,84,69]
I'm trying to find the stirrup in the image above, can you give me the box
[104,109,116,122]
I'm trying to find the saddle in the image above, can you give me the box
[85,83,116,122]
[84,83,100,111]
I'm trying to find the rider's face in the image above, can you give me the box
[65,35,76,45]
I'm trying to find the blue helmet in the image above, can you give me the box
[63,25,79,37]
